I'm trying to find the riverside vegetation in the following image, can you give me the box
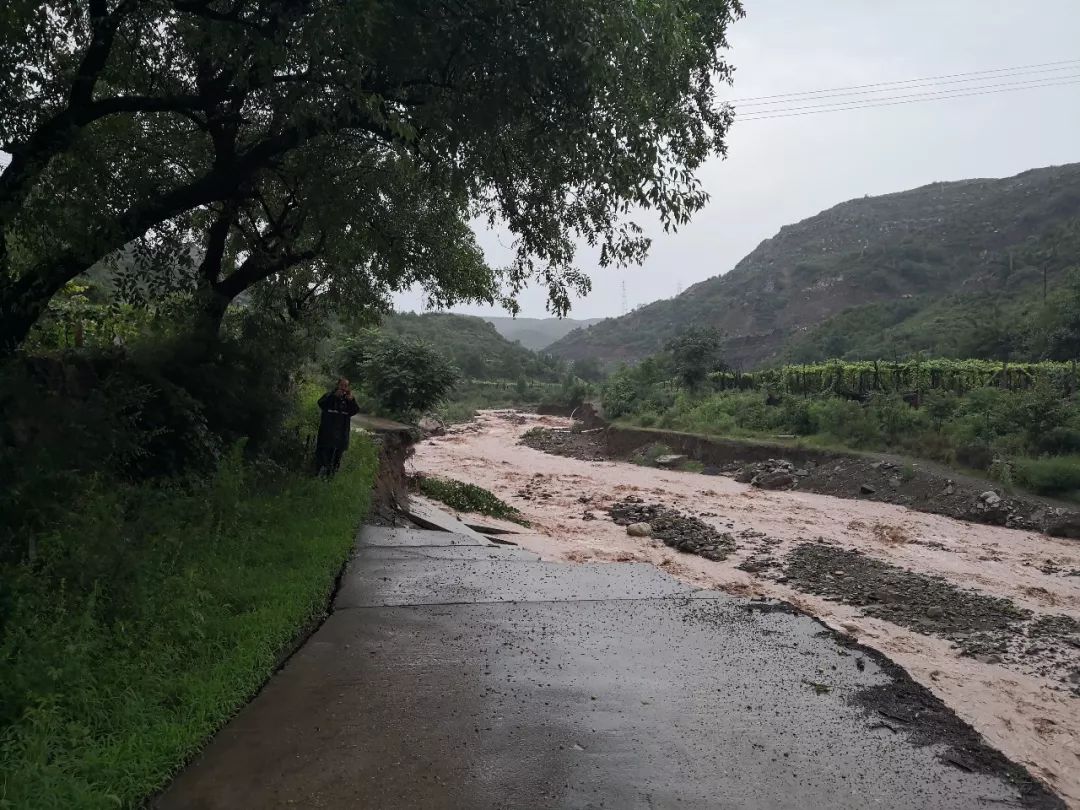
[602,329,1080,498]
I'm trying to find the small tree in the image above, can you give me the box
[667,327,727,390]
[340,332,459,419]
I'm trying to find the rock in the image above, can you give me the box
[626,522,652,537]
[417,415,446,436]
[752,471,796,491]
[582,511,596,521]
[654,454,688,467]
[794,469,810,477]
[734,466,756,483]
[888,476,902,489]
[980,490,1001,506]
[943,483,955,496]
[859,483,877,495]
[926,606,944,620]
[974,653,1003,665]
[1045,512,1080,539]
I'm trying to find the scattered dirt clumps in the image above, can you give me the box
[783,543,1080,694]
[608,498,736,561]
[783,543,1030,637]
[843,642,1067,810]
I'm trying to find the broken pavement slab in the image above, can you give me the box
[401,496,501,543]
[156,516,1063,810]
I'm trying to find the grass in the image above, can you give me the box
[415,476,527,525]
[0,439,378,809]
[1014,455,1080,496]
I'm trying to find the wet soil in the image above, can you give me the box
[780,544,1080,695]
[683,597,1063,809]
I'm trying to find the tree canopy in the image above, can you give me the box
[0,0,743,356]
[667,326,727,389]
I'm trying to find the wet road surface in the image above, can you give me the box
[157,523,1059,809]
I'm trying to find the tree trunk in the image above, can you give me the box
[0,267,76,360]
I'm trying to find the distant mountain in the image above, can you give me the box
[380,312,563,381]
[546,163,1080,367]
[484,316,603,351]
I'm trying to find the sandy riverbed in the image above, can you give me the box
[409,411,1080,806]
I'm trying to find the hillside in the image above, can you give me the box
[380,312,563,381]
[484,316,603,351]
[546,163,1080,368]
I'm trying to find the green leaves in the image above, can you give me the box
[339,330,459,419]
[667,326,727,390]
[3,0,744,352]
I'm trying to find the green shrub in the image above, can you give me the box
[416,476,525,524]
[1013,455,1080,496]
[807,398,879,448]
[339,331,460,419]
[0,438,378,808]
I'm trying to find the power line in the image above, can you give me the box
[737,77,1080,121]
[728,57,1080,104]
[737,73,1080,118]
[734,63,1080,109]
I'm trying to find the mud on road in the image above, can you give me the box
[412,410,1080,806]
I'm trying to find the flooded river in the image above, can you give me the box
[410,411,1080,806]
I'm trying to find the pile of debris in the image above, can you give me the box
[733,458,813,491]
[519,426,607,461]
[608,497,736,561]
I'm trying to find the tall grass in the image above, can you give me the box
[0,439,377,808]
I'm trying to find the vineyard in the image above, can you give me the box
[711,358,1080,398]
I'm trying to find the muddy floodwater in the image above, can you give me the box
[410,411,1080,806]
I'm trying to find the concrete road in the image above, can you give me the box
[157,524,1061,809]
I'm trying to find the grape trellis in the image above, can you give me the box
[711,359,1079,398]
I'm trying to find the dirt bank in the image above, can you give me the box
[412,411,1080,807]
[521,423,1080,537]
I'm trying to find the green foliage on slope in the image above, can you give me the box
[549,164,1080,368]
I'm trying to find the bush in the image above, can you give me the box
[1013,455,1080,496]
[415,476,525,524]
[339,331,459,419]
[807,398,879,448]
[0,437,378,808]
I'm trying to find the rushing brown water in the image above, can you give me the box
[410,411,1080,806]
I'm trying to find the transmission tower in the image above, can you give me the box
[621,281,628,315]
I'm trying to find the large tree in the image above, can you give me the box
[0,0,743,357]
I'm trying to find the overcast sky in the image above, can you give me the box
[395,0,1080,320]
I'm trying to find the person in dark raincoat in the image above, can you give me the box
[315,377,360,476]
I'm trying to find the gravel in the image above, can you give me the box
[608,498,736,561]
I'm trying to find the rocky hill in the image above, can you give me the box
[546,163,1080,367]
